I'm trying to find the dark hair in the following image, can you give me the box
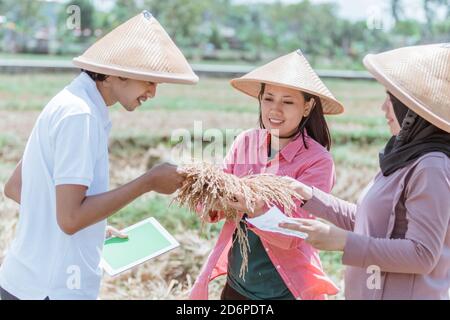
[82,69,109,82]
[258,83,332,150]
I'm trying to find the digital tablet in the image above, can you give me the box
[101,217,179,276]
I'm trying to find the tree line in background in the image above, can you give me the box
[0,0,449,68]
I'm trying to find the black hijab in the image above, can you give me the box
[379,93,450,176]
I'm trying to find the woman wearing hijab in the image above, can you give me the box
[280,43,450,299]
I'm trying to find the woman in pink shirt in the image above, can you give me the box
[189,50,345,300]
[281,44,450,299]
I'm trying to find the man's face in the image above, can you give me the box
[107,77,158,111]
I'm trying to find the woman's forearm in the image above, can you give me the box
[302,186,357,231]
[343,233,440,274]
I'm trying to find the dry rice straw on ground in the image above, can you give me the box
[176,162,303,279]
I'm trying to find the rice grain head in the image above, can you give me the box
[176,162,302,278]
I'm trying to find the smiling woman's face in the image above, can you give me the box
[381,94,401,135]
[260,84,313,138]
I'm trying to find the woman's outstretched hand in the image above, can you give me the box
[279,218,349,251]
[281,176,313,202]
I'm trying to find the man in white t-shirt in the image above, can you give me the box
[0,11,198,300]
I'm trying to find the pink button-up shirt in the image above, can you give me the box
[189,129,340,300]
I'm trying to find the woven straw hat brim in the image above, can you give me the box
[72,57,197,84]
[363,43,450,133]
[72,11,198,85]
[230,78,344,115]
[230,50,344,115]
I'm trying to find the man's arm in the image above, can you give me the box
[56,163,183,235]
[4,159,22,204]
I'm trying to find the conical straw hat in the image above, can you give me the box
[364,43,450,133]
[230,50,344,115]
[73,10,198,84]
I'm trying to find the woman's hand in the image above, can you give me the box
[279,218,349,251]
[281,176,313,201]
[105,225,128,239]
[227,194,267,218]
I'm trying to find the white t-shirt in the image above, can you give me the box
[0,72,111,300]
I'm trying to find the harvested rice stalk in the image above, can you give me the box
[176,162,303,279]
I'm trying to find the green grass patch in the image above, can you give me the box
[331,127,391,145]
[148,96,255,113]
[320,251,344,287]
[0,161,15,181]
[0,73,75,111]
[109,133,171,157]
[0,52,74,60]
[108,195,223,239]
[0,134,21,149]
[332,143,384,168]
[328,115,386,127]
[0,74,385,114]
